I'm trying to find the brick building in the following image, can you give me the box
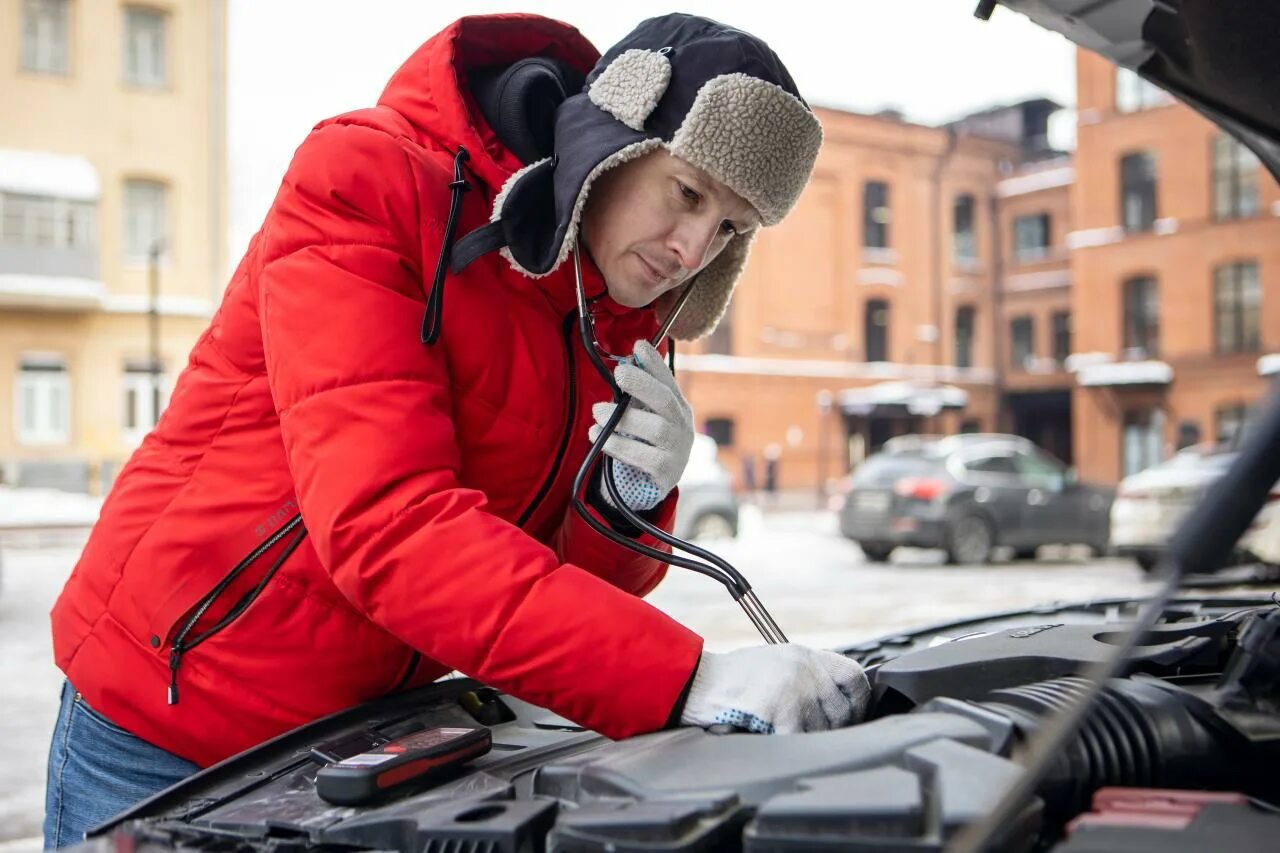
[1069,51,1280,484]
[676,52,1280,495]
[676,103,1058,493]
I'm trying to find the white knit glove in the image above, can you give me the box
[680,646,871,734]
[589,340,694,511]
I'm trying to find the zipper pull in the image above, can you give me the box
[168,647,182,705]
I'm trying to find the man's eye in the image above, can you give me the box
[720,220,738,236]
[678,182,700,202]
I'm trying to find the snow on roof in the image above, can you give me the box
[1063,351,1113,373]
[101,293,214,317]
[0,277,214,317]
[996,165,1074,198]
[0,148,100,201]
[1077,360,1174,387]
[0,274,106,309]
[839,381,968,416]
[676,353,996,385]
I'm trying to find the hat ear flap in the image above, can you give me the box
[657,230,755,341]
[587,48,673,131]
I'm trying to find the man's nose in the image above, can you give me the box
[668,217,721,271]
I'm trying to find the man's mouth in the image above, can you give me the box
[638,254,675,286]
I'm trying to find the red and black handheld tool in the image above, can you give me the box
[315,726,491,806]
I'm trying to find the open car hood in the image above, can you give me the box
[77,595,1280,852]
[994,0,1280,181]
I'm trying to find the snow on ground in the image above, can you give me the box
[0,487,101,530]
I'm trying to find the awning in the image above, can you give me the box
[1077,360,1173,387]
[0,148,100,201]
[839,381,969,417]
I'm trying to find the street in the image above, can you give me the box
[0,509,1156,847]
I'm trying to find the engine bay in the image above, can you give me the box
[83,596,1280,852]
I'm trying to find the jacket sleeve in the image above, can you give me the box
[257,121,702,739]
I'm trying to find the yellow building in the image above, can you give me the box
[0,0,226,492]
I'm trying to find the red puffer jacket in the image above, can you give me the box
[50,14,703,767]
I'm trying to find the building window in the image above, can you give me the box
[863,181,890,249]
[1212,134,1260,221]
[123,6,168,88]
[1123,276,1159,358]
[123,179,168,261]
[15,354,70,446]
[1013,213,1051,261]
[1122,408,1165,477]
[954,305,975,369]
[864,299,889,362]
[1214,261,1261,355]
[953,194,976,261]
[21,0,70,75]
[1010,315,1034,370]
[1215,404,1247,447]
[1115,67,1167,113]
[0,193,97,248]
[1051,311,1071,365]
[122,359,168,443]
[1120,152,1158,232]
[704,417,735,447]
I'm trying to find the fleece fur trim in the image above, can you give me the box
[495,138,664,279]
[588,49,672,132]
[658,229,756,341]
[670,73,822,227]
[490,156,551,225]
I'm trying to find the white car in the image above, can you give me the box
[672,434,740,541]
[1110,444,1280,572]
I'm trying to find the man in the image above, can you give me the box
[44,13,868,848]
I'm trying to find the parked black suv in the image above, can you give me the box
[839,435,1113,564]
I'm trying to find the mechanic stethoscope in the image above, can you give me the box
[570,248,788,645]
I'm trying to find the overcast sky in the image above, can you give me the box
[226,1,1077,263]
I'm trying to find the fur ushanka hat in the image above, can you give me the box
[457,14,823,340]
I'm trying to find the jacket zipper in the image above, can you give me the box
[388,651,422,694]
[390,313,574,691]
[386,311,574,693]
[515,311,578,527]
[167,516,308,705]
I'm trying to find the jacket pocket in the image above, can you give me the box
[164,518,309,705]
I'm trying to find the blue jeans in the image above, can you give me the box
[43,681,200,849]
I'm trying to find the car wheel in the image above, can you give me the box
[690,511,736,541]
[1134,551,1160,574]
[860,543,894,563]
[946,514,994,565]
[1012,547,1039,561]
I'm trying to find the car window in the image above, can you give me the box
[1014,452,1064,481]
[852,453,939,486]
[964,454,1019,476]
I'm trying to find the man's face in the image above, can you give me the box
[580,150,760,309]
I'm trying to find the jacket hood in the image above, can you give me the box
[377,14,599,195]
